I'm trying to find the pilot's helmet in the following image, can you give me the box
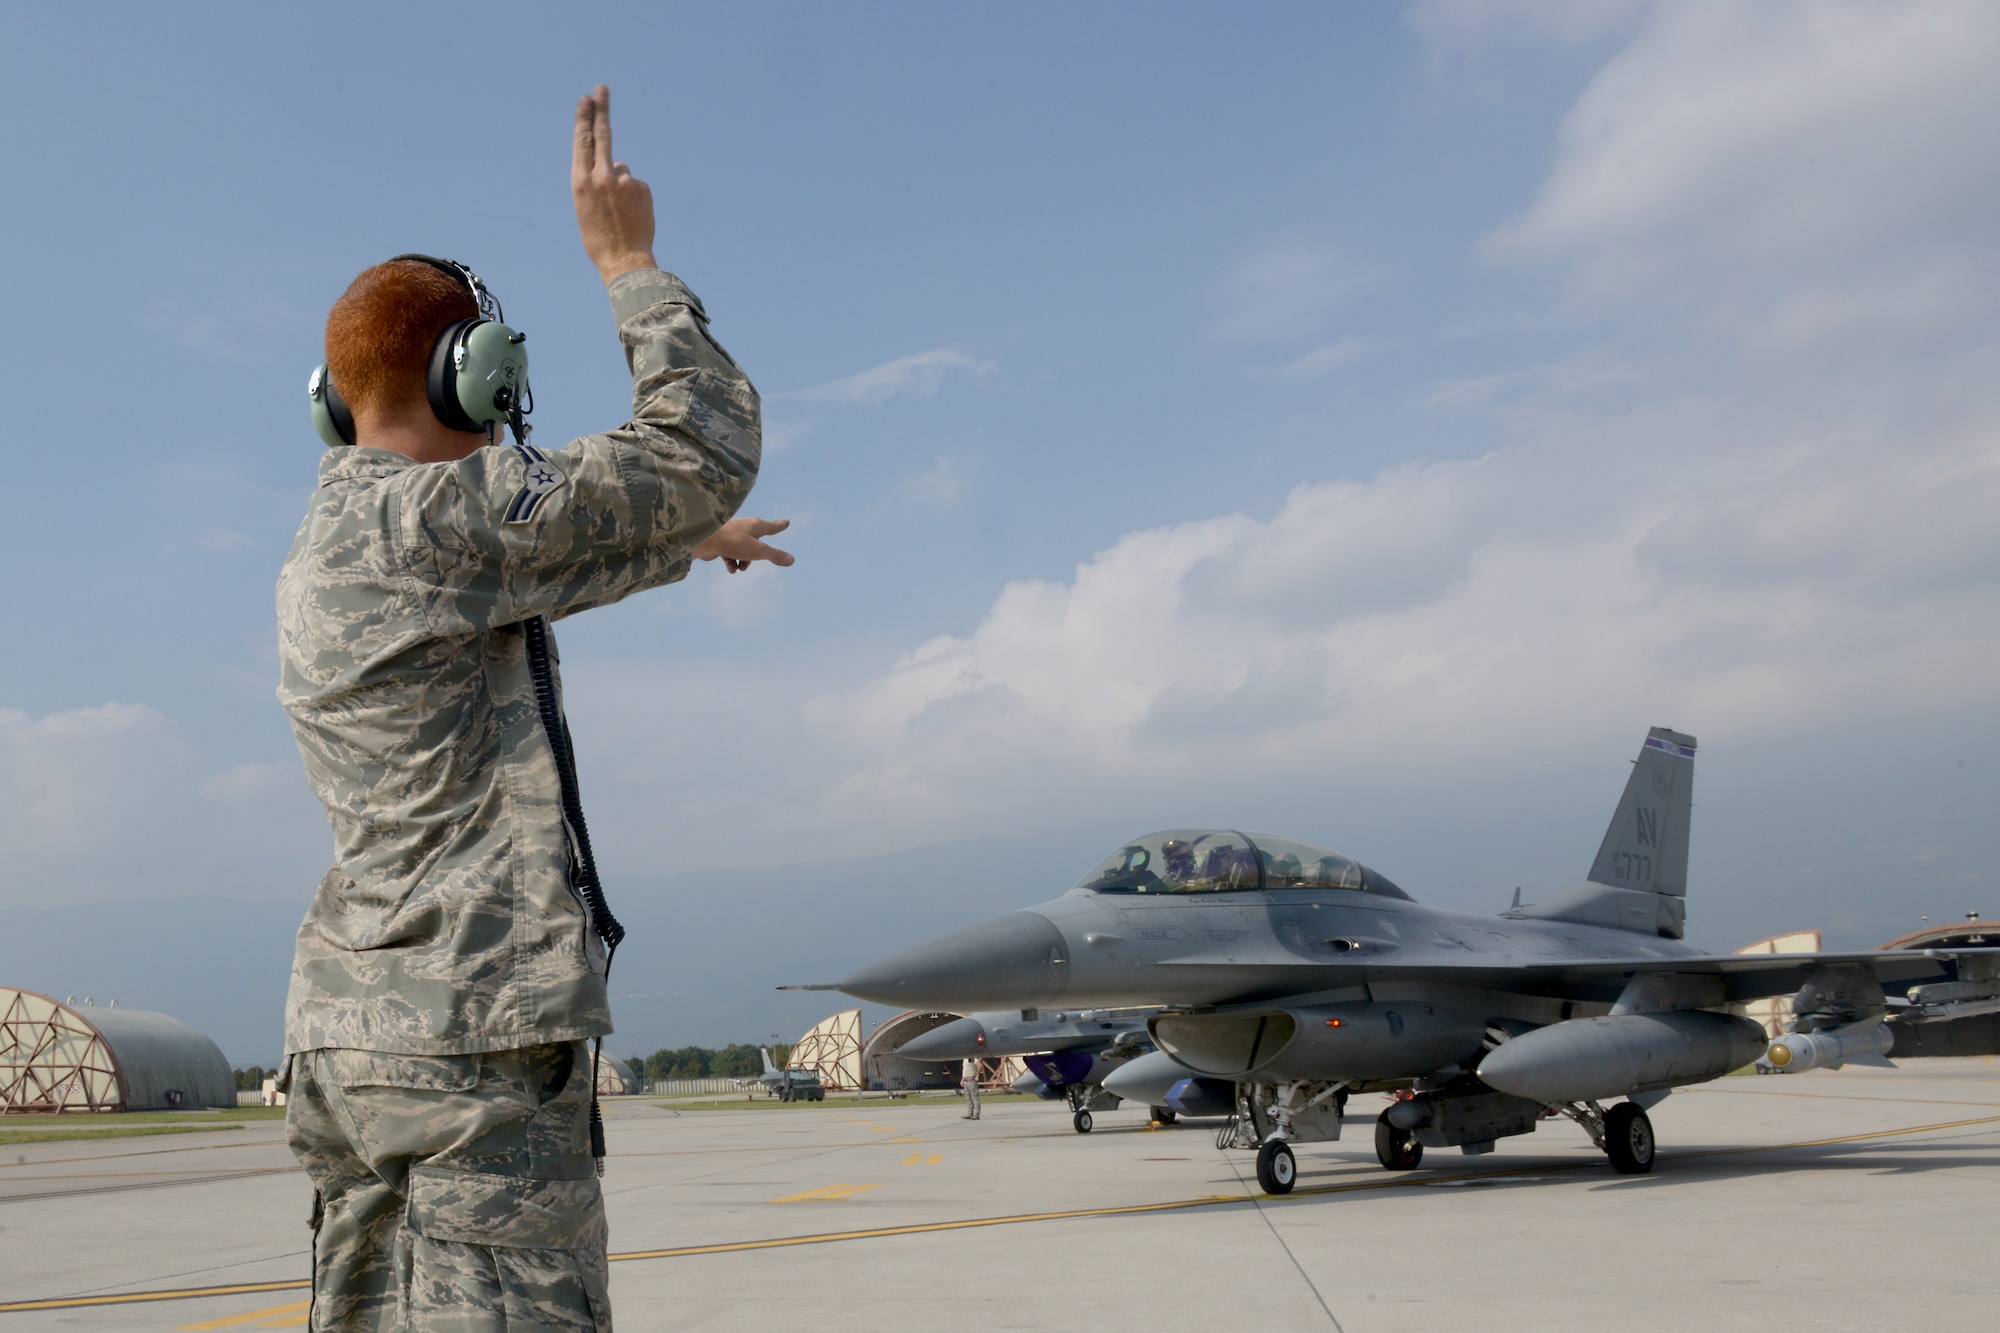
[1162,839,1196,876]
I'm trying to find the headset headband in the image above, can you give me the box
[387,252,503,323]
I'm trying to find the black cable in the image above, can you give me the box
[521,615,624,1174]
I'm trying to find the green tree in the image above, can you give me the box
[711,1045,762,1078]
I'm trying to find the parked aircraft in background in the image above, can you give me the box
[836,728,2000,1193]
[736,1047,825,1102]
[896,1006,1161,1132]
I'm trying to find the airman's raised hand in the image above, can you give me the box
[572,85,657,284]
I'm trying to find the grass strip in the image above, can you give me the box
[0,1107,285,1126]
[0,1124,247,1145]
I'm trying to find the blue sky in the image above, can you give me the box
[4,2,1998,1064]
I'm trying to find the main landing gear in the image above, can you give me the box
[1374,1109,1424,1170]
[1255,1139,1297,1194]
[1552,1098,1657,1175]
[1602,1101,1655,1175]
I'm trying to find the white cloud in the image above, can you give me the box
[197,761,292,802]
[0,704,324,906]
[162,528,260,558]
[1257,336,1380,381]
[784,349,995,407]
[1408,0,1650,53]
[1488,0,2000,316]
[891,457,966,509]
[796,398,2000,846]
[1213,232,1369,341]
[560,0,2000,900]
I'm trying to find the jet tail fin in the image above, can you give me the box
[760,1047,779,1077]
[1515,727,1696,940]
[1588,727,1696,900]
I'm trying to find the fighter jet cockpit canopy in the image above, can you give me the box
[1077,829,1411,899]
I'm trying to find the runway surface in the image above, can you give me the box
[4,1060,1996,1330]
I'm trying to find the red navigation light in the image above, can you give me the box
[1325,1018,1343,1027]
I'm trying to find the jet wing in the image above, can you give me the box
[1152,948,1999,1005]
[1521,949,1999,1004]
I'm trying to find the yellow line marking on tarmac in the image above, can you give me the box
[767,1182,884,1203]
[900,1154,943,1166]
[1693,1086,2000,1110]
[9,1111,1999,1314]
[177,1300,310,1329]
[0,1283,313,1316]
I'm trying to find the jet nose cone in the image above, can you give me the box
[895,1016,987,1061]
[839,912,1071,1009]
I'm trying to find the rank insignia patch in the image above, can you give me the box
[505,443,566,524]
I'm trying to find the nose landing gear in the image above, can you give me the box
[1255,1139,1297,1194]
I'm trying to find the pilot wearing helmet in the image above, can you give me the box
[276,88,791,1332]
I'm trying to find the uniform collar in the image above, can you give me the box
[317,446,420,486]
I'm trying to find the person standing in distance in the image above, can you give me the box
[277,87,790,1332]
[962,1057,982,1120]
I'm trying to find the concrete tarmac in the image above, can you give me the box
[3,1060,1996,1331]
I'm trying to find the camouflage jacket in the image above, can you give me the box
[277,269,759,1055]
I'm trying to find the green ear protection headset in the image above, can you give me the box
[308,254,532,449]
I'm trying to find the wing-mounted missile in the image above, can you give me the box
[1476,1011,1767,1104]
[1010,1070,1065,1100]
[1760,1022,1894,1073]
[1898,954,2000,1022]
[1163,1075,1238,1118]
[1022,1050,1098,1088]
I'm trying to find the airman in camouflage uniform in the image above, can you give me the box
[277,87,790,1331]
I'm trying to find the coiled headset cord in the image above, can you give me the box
[521,614,625,1175]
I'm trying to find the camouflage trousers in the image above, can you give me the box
[285,1043,610,1332]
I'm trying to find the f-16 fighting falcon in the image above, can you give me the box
[835,728,2000,1193]
[895,1007,1161,1132]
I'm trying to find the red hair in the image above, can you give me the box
[324,260,477,420]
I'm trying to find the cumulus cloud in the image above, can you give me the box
[0,704,324,906]
[568,0,2000,910]
[797,412,2000,845]
[1256,336,1380,381]
[1408,0,1650,53]
[784,349,995,407]
[1488,0,2000,321]
[891,457,966,509]
[1213,232,1371,341]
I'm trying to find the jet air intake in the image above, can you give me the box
[1477,1012,1767,1105]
